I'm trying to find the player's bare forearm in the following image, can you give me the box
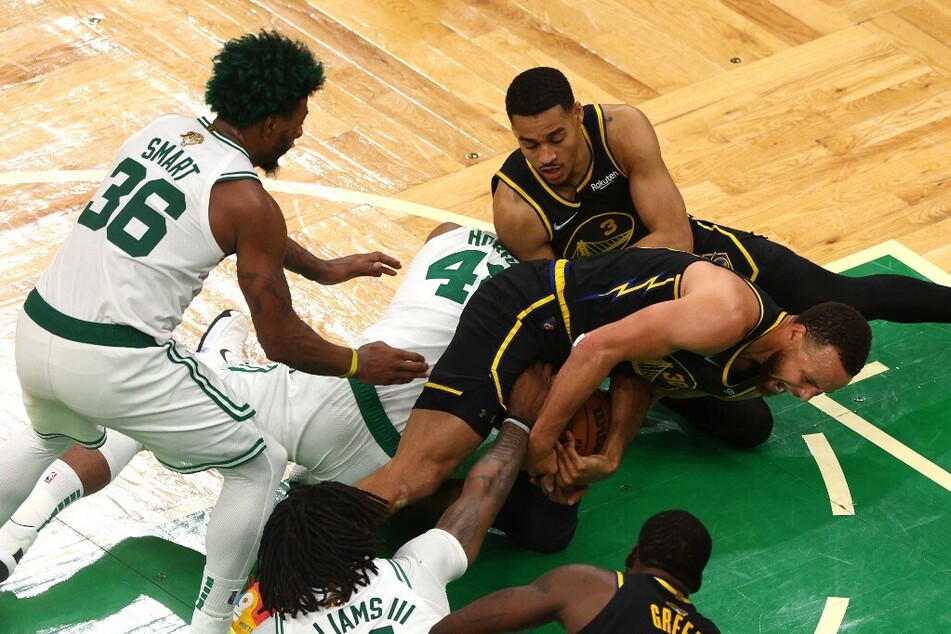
[435,422,528,563]
[238,266,352,375]
[600,376,657,468]
[284,237,402,284]
[282,236,328,282]
[432,573,562,634]
[528,342,617,470]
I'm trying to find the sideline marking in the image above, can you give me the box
[0,169,494,231]
[810,394,951,494]
[815,597,850,634]
[824,240,951,285]
[800,362,886,518]
[803,433,854,515]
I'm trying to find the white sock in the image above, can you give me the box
[15,458,83,529]
[0,458,83,575]
[189,606,233,633]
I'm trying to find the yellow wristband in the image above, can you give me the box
[339,347,359,378]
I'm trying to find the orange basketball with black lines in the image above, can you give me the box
[565,390,611,456]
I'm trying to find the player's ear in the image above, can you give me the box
[625,545,639,571]
[573,102,584,126]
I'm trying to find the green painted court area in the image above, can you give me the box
[2,255,949,633]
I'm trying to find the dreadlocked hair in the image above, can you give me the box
[257,481,389,618]
[637,510,712,594]
[505,67,575,119]
[794,301,872,376]
[205,30,325,129]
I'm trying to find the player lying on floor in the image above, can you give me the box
[355,244,873,537]
[232,362,551,634]
[431,509,720,634]
[2,222,631,576]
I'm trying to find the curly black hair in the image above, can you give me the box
[505,67,575,119]
[205,30,325,128]
[634,509,712,594]
[256,481,389,618]
[794,302,872,376]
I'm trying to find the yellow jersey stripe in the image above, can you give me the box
[424,382,463,396]
[490,295,557,406]
[554,259,573,340]
[496,171,554,238]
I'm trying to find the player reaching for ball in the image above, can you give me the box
[432,509,720,634]
[233,362,553,634]
[356,244,872,553]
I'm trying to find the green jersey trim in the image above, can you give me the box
[198,116,250,158]
[348,379,401,458]
[24,289,158,348]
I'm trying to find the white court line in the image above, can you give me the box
[803,433,855,516]
[810,393,951,493]
[824,239,951,285]
[0,169,495,232]
[849,361,888,384]
[799,362,887,518]
[815,597,850,634]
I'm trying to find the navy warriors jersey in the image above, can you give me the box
[36,114,258,341]
[578,572,719,634]
[552,248,786,399]
[492,104,650,258]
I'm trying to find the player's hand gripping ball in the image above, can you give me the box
[564,390,611,456]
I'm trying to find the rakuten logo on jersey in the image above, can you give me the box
[590,171,619,191]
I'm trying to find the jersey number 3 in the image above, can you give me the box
[78,157,186,257]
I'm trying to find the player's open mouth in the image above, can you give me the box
[540,166,562,181]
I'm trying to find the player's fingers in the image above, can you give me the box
[375,252,402,269]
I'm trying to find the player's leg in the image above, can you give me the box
[0,433,142,579]
[660,396,774,449]
[492,470,580,553]
[0,426,73,581]
[745,235,951,323]
[356,408,483,513]
[191,435,286,633]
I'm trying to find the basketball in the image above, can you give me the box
[564,390,611,456]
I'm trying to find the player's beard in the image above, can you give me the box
[755,350,785,396]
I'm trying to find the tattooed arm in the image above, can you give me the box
[435,362,551,563]
[435,422,528,563]
[207,179,428,384]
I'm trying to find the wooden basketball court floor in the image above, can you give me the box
[1,1,950,631]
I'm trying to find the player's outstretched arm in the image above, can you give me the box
[210,179,428,384]
[283,236,403,284]
[431,565,585,634]
[552,375,658,490]
[434,362,551,563]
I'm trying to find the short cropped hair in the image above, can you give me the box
[205,30,325,128]
[636,510,712,594]
[505,67,575,119]
[257,482,389,617]
[794,302,872,376]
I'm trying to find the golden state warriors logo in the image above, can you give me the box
[179,131,204,147]
[567,212,635,258]
[700,251,736,271]
[632,358,697,391]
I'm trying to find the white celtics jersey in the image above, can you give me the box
[234,529,468,634]
[225,226,516,482]
[37,114,258,341]
[352,225,518,437]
